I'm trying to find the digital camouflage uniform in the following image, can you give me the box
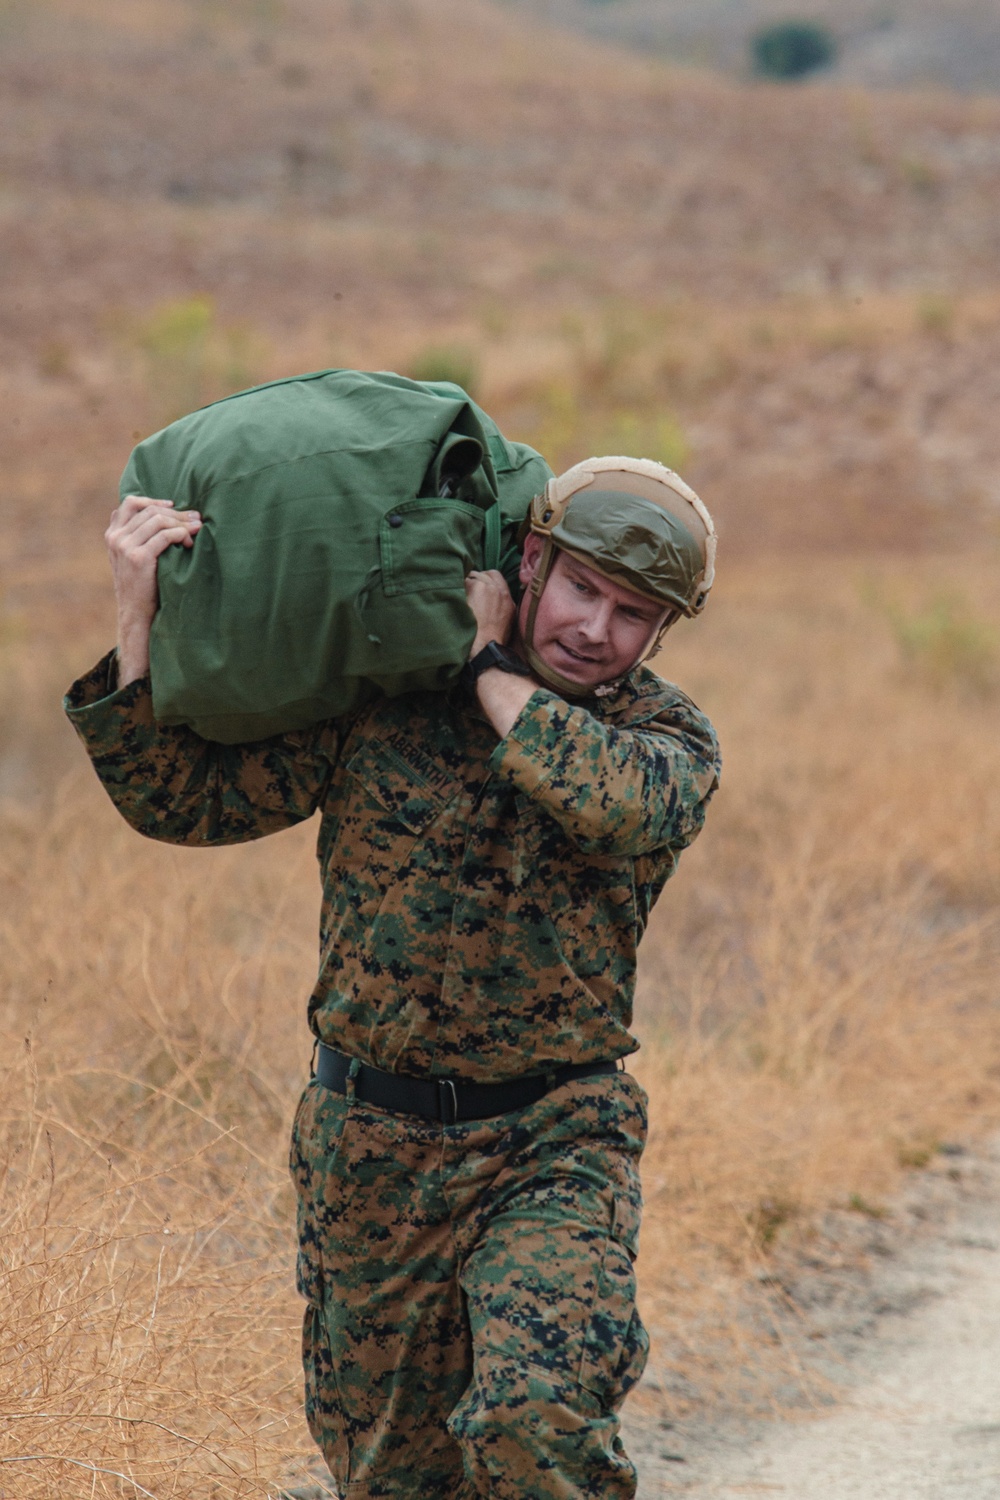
[66,653,720,1500]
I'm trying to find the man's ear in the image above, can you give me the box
[519,532,544,587]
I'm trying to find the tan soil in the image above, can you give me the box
[623,1139,1000,1496]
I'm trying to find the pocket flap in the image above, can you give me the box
[345,735,453,834]
[379,497,487,598]
[610,1191,642,1260]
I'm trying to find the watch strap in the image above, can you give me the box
[461,641,532,691]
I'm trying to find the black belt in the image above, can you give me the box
[314,1042,620,1124]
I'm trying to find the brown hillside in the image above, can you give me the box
[2,8,999,1492]
[4,0,1000,313]
[2,0,1000,600]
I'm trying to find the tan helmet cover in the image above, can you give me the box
[518,456,717,697]
[527,456,716,613]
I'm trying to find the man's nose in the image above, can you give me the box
[577,600,614,642]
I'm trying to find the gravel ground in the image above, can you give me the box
[623,1138,1000,1498]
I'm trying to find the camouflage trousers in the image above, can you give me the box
[289,1069,649,1500]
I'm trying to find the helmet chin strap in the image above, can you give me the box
[641,608,681,663]
[518,540,679,699]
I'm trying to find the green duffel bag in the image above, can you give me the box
[122,368,553,743]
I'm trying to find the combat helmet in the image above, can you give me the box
[519,455,716,697]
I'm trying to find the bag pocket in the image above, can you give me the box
[378,497,489,597]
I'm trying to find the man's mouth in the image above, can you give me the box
[555,641,603,666]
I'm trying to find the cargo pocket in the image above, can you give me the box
[302,1298,353,1487]
[578,1231,649,1412]
[291,1087,356,1487]
[289,1084,357,1303]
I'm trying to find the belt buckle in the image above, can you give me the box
[438,1078,459,1125]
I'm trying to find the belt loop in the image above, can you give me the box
[310,1038,319,1078]
[439,1079,458,1126]
[346,1056,360,1101]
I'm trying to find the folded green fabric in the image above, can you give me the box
[122,368,552,742]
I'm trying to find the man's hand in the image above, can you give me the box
[464,569,539,737]
[464,569,516,657]
[106,495,202,686]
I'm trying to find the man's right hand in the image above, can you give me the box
[106,495,202,686]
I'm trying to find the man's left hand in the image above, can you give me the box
[465,570,516,657]
[464,569,541,738]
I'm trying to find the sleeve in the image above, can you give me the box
[487,685,720,858]
[64,651,342,847]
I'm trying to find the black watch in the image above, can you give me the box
[461,641,532,692]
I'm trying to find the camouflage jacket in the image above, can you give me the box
[65,656,720,1082]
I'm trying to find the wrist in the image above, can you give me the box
[115,652,149,688]
[461,640,532,694]
[116,625,151,686]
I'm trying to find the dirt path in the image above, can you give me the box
[623,1140,1000,1498]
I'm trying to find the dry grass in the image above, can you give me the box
[1,722,322,1495]
[5,0,1000,576]
[3,556,999,1493]
[633,556,1000,1404]
[3,0,1000,1491]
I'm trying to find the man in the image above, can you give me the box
[66,454,721,1500]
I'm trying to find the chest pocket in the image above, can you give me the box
[344,735,453,836]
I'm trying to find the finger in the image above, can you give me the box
[144,526,198,559]
[118,494,176,522]
[117,524,196,566]
[110,496,165,535]
[120,501,194,530]
[120,509,200,546]
[111,497,178,537]
[115,516,201,557]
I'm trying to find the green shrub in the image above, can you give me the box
[133,295,264,430]
[901,155,940,196]
[752,21,836,80]
[749,1195,798,1250]
[873,586,1000,698]
[405,344,480,399]
[916,293,955,336]
[136,295,214,425]
[596,410,690,474]
[847,1193,887,1219]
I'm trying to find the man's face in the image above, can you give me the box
[517,533,668,691]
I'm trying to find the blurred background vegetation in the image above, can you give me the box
[505,0,1000,92]
[1,1,999,1495]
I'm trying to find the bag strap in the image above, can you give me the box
[483,499,501,571]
